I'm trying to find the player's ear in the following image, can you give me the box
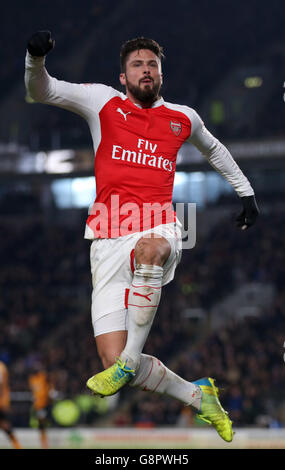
[120,73,126,86]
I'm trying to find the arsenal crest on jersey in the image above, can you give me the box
[170,121,182,136]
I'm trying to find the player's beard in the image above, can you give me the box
[125,76,161,105]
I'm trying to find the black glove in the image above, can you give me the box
[27,31,55,57]
[236,195,259,230]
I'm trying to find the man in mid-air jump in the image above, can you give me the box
[25,31,259,443]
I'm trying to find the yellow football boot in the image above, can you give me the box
[87,358,135,397]
[193,377,234,442]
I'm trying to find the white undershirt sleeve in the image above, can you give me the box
[24,52,116,120]
[187,109,254,197]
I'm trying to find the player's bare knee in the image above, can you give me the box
[135,237,171,266]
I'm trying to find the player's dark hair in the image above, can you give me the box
[120,37,165,72]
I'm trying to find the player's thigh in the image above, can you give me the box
[90,238,133,327]
[96,330,128,369]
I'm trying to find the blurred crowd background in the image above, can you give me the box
[0,0,285,433]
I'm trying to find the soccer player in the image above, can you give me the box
[25,31,259,443]
[0,360,22,449]
[28,363,53,449]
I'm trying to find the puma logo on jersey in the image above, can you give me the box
[133,291,154,302]
[117,107,131,121]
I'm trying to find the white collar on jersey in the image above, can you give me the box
[132,96,164,109]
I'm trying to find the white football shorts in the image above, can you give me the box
[90,222,182,337]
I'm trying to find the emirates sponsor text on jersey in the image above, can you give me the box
[112,138,173,172]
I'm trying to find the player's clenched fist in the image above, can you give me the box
[27,31,55,57]
[236,195,259,230]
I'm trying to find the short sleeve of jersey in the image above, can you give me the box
[87,84,123,113]
[181,107,204,141]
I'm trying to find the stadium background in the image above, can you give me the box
[0,0,285,449]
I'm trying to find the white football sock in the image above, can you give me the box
[120,264,163,370]
[130,354,202,410]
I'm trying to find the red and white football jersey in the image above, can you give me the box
[25,53,254,239]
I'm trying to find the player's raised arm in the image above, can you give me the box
[188,110,259,230]
[25,31,100,118]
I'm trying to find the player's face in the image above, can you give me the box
[120,49,163,106]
